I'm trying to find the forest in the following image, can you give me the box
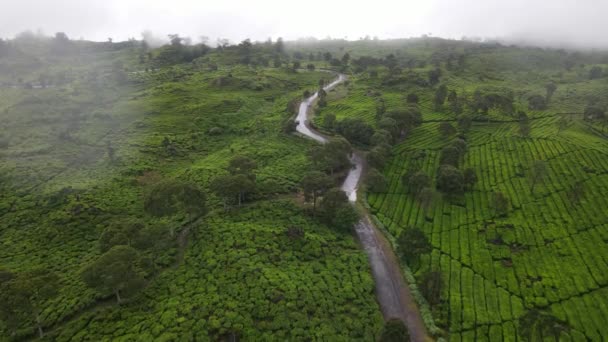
[1,31,608,341]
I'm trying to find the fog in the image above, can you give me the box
[1,0,607,49]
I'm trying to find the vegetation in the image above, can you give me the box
[0,34,383,340]
[297,37,608,340]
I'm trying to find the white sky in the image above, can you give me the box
[1,0,608,48]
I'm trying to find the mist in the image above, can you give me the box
[1,0,608,49]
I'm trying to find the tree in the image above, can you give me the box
[545,82,557,102]
[417,187,434,215]
[144,180,206,217]
[439,146,461,167]
[492,191,509,217]
[438,122,456,138]
[428,68,442,85]
[584,105,605,121]
[228,155,257,180]
[341,53,350,65]
[306,63,315,71]
[457,114,472,133]
[324,113,336,129]
[310,138,352,175]
[319,188,359,232]
[406,93,419,104]
[300,171,333,213]
[530,160,548,194]
[420,271,443,307]
[589,66,603,80]
[519,309,569,341]
[407,171,430,195]
[557,115,570,134]
[274,37,285,54]
[434,84,448,109]
[0,270,60,338]
[397,227,431,266]
[366,168,388,192]
[463,168,477,190]
[99,220,144,252]
[436,165,464,195]
[371,129,393,147]
[519,112,531,138]
[528,94,547,110]
[448,90,463,114]
[367,146,390,169]
[81,245,144,304]
[378,117,400,140]
[566,182,585,205]
[210,174,255,208]
[378,319,409,342]
[335,118,375,145]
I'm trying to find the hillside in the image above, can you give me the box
[301,38,608,340]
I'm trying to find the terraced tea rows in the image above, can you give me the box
[369,117,608,340]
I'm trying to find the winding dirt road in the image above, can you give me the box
[296,74,430,342]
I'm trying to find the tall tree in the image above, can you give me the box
[545,82,557,102]
[301,171,333,213]
[397,227,431,267]
[530,160,548,195]
[378,319,410,342]
[143,180,206,218]
[0,269,60,338]
[80,245,144,304]
[492,191,509,217]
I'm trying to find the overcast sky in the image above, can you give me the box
[1,0,607,49]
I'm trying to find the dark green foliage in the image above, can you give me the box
[463,168,477,190]
[300,171,333,212]
[406,93,419,104]
[492,191,510,217]
[545,82,557,102]
[457,114,472,133]
[323,113,336,128]
[319,188,359,232]
[309,138,352,174]
[80,245,144,304]
[527,94,547,110]
[0,269,60,337]
[438,122,456,138]
[420,271,443,307]
[143,180,206,217]
[407,171,431,195]
[584,105,605,121]
[439,146,461,167]
[434,84,448,108]
[378,319,409,342]
[428,68,442,86]
[367,146,390,169]
[371,129,393,146]
[518,309,569,341]
[436,165,464,194]
[566,182,585,205]
[210,174,256,207]
[335,118,375,145]
[589,66,604,79]
[366,168,388,192]
[227,155,257,180]
[529,160,547,194]
[397,227,431,266]
[99,221,144,252]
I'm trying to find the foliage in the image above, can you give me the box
[143,180,206,217]
[378,319,410,342]
[80,245,144,304]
